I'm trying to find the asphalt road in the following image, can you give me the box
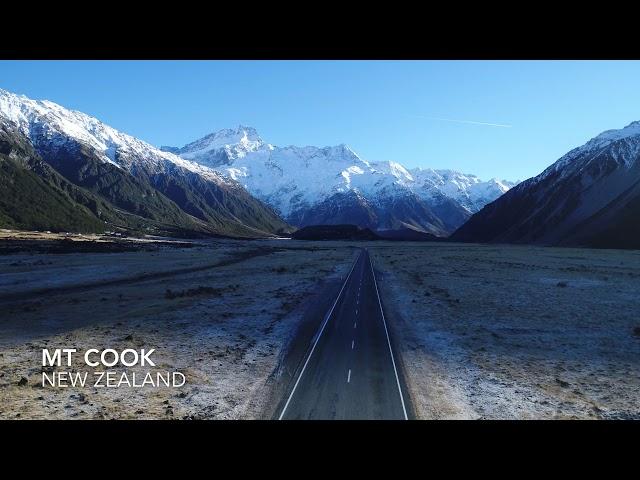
[279,248,408,420]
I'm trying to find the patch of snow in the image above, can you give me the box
[538,120,640,183]
[0,88,231,185]
[168,128,517,217]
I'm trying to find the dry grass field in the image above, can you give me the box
[1,231,638,419]
[370,242,640,419]
[0,233,354,419]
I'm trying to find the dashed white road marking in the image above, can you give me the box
[347,369,351,383]
[353,321,357,329]
[351,340,355,350]
[278,251,360,420]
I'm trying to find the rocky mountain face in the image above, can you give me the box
[163,126,516,236]
[452,121,640,249]
[0,89,289,237]
[0,121,107,233]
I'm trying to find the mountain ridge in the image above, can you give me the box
[0,89,290,238]
[163,126,517,235]
[451,120,640,249]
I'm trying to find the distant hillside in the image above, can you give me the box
[163,125,517,235]
[376,227,443,242]
[0,88,290,238]
[0,122,107,233]
[291,224,380,241]
[452,120,640,249]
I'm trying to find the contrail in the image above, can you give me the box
[415,115,512,128]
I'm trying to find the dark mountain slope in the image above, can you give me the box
[35,138,290,238]
[141,164,290,237]
[452,121,640,249]
[288,191,379,230]
[287,189,449,237]
[0,89,291,238]
[0,122,106,233]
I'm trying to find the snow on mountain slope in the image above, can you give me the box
[166,135,383,218]
[164,126,516,234]
[410,168,516,213]
[162,125,270,165]
[0,88,228,185]
[452,120,640,248]
[537,120,640,183]
[0,86,514,237]
[0,89,290,237]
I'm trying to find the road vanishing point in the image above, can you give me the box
[279,248,409,420]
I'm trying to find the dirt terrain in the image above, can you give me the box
[0,232,354,419]
[370,242,640,419]
[1,231,638,420]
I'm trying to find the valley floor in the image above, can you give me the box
[370,242,640,419]
[0,233,354,419]
[0,232,638,419]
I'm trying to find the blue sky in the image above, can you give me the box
[2,60,640,181]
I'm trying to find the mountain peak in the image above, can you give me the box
[589,120,640,146]
[183,125,263,150]
[236,124,259,135]
[211,125,261,142]
[540,120,640,181]
[166,125,268,165]
[0,87,228,181]
[334,143,358,156]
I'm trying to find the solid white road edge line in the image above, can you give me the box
[368,251,409,420]
[278,250,361,420]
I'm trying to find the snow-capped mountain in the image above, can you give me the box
[410,168,515,213]
[0,88,227,183]
[163,126,516,235]
[161,125,268,164]
[452,120,640,249]
[0,89,289,237]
